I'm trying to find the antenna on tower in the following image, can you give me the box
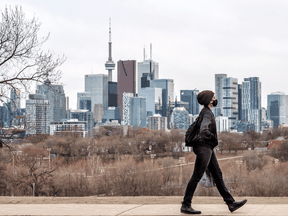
[109,18,111,42]
[143,45,145,61]
[105,18,115,82]
[150,43,152,60]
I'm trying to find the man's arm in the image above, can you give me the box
[199,112,216,141]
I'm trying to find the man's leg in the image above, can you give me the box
[207,151,235,204]
[182,146,213,207]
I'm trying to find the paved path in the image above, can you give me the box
[0,204,287,215]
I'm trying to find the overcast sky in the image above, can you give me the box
[1,0,288,109]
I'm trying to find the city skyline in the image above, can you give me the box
[1,1,288,109]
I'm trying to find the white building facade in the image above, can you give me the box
[223,77,238,131]
[148,114,167,131]
[50,119,86,137]
[216,116,229,132]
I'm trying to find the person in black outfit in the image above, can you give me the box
[180,90,247,214]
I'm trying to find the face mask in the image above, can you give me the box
[212,99,218,107]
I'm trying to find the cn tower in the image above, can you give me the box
[105,18,115,82]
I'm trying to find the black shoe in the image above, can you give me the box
[180,205,201,214]
[227,199,247,212]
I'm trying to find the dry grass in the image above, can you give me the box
[1,149,287,197]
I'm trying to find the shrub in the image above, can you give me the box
[242,151,272,172]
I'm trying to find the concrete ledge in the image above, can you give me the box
[1,196,288,204]
[0,204,287,215]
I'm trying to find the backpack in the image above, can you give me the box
[185,117,200,147]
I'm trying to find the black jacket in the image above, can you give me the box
[196,107,218,149]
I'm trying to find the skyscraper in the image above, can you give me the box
[242,77,262,132]
[37,79,66,123]
[223,77,238,130]
[148,114,167,131]
[105,18,115,82]
[70,109,94,132]
[26,94,50,135]
[215,116,229,132]
[171,107,190,129]
[267,92,288,127]
[0,104,8,127]
[138,44,159,94]
[131,97,147,127]
[215,74,227,117]
[94,104,104,123]
[238,84,242,121]
[122,92,146,127]
[85,74,108,116]
[108,81,118,107]
[122,93,133,125]
[102,107,121,124]
[150,79,174,117]
[77,92,92,112]
[180,89,200,115]
[138,87,162,117]
[10,88,20,113]
[66,96,69,119]
[8,88,21,126]
[117,60,136,121]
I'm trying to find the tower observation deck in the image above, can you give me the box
[105,18,115,82]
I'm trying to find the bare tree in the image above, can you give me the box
[12,146,56,196]
[0,5,65,100]
[0,5,65,145]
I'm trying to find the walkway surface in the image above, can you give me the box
[0,203,287,215]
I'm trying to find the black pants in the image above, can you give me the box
[182,146,235,207]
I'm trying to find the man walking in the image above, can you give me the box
[181,90,247,214]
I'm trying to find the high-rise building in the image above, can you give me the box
[122,93,134,125]
[267,92,288,127]
[215,74,227,117]
[122,93,146,127]
[37,79,66,122]
[10,88,21,113]
[93,104,104,123]
[148,114,167,131]
[117,60,136,121]
[85,74,108,115]
[105,18,115,82]
[215,116,229,132]
[180,89,200,115]
[173,100,189,111]
[150,79,174,117]
[171,107,190,130]
[0,104,8,127]
[238,84,242,120]
[77,92,92,112]
[7,88,21,126]
[102,107,121,124]
[66,97,69,119]
[108,81,118,107]
[241,77,262,132]
[70,109,94,132]
[138,87,162,117]
[261,107,267,121]
[26,94,50,135]
[131,97,147,127]
[138,45,159,94]
[223,77,238,130]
